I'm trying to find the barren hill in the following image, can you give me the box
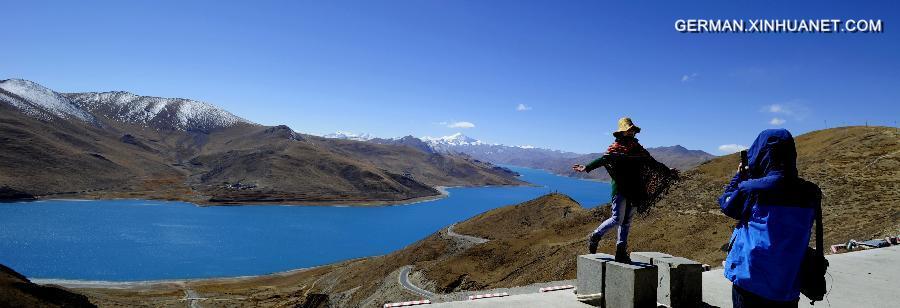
[0,79,522,205]
[0,264,95,308]
[23,126,900,307]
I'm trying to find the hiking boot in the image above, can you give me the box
[587,234,599,254]
[614,243,631,263]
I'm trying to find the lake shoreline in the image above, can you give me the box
[3,166,611,284]
[20,185,466,208]
[17,177,547,208]
[8,165,564,208]
[30,258,358,289]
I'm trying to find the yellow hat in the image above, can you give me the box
[613,117,641,136]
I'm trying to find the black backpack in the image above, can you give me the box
[798,194,828,304]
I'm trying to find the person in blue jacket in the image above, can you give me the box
[719,129,821,308]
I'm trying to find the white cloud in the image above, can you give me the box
[446,121,475,129]
[718,144,748,154]
[765,104,792,115]
[761,101,812,125]
[516,103,532,111]
[681,73,698,82]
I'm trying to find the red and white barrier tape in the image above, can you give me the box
[468,292,509,300]
[383,300,431,307]
[831,244,846,254]
[539,285,574,292]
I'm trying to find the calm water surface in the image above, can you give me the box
[0,166,610,281]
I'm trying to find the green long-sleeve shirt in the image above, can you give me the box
[584,154,617,197]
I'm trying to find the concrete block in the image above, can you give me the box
[604,260,658,308]
[630,251,673,264]
[654,257,703,308]
[631,252,703,308]
[576,253,614,297]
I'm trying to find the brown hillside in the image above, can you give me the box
[658,126,900,245]
[423,126,900,291]
[63,126,900,307]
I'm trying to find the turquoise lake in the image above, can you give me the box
[0,166,611,281]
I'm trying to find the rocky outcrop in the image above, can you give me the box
[0,264,96,307]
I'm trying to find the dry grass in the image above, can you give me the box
[59,126,900,307]
[419,126,900,292]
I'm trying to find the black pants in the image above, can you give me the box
[732,285,798,308]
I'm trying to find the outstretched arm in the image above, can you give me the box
[574,154,609,173]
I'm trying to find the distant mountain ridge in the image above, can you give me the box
[323,131,373,141]
[0,79,523,204]
[370,135,436,154]
[65,91,254,132]
[324,131,715,180]
[1,79,254,132]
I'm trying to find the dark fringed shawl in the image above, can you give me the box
[605,154,680,215]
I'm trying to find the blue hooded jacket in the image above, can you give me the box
[719,129,820,302]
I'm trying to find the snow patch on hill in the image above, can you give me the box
[0,79,96,123]
[66,91,254,131]
[1,79,252,131]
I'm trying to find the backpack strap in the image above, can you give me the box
[814,191,824,259]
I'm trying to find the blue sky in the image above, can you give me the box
[3,1,898,154]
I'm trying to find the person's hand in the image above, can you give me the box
[572,164,586,172]
[737,163,749,180]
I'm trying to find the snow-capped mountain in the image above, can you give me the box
[421,133,486,148]
[0,79,254,132]
[422,133,567,154]
[323,131,374,141]
[0,79,97,123]
[65,91,253,131]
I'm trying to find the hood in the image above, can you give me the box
[747,129,798,178]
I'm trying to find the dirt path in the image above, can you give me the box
[398,265,435,299]
[446,223,489,245]
[396,223,491,300]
